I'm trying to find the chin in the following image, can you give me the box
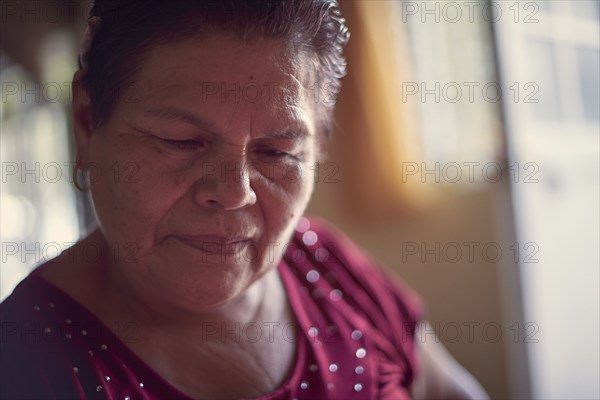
[146,258,255,310]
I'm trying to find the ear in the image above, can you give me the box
[71,70,94,166]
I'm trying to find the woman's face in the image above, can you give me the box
[77,34,319,312]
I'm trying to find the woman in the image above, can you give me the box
[1,1,488,399]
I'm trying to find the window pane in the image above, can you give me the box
[577,46,600,122]
[537,0,552,13]
[571,0,600,21]
[527,39,562,121]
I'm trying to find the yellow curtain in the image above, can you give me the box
[333,0,433,218]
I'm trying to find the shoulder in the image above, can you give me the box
[1,273,78,399]
[290,215,423,345]
[297,216,423,321]
[286,216,424,389]
[1,271,52,332]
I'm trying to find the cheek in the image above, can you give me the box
[256,162,315,235]
[88,141,186,246]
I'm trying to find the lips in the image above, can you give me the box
[176,235,252,255]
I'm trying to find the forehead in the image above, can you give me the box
[127,33,317,133]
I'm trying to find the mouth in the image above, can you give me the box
[176,235,253,255]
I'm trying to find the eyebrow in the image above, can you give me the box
[143,107,312,140]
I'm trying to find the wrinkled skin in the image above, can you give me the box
[74,34,319,315]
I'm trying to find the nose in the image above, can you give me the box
[193,158,257,210]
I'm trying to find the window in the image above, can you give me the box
[495,1,600,398]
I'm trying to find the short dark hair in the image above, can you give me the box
[80,0,350,136]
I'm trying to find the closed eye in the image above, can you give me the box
[254,147,293,160]
[159,138,204,151]
[263,149,289,158]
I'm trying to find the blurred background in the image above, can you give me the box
[1,0,598,398]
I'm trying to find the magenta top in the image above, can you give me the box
[1,218,422,399]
